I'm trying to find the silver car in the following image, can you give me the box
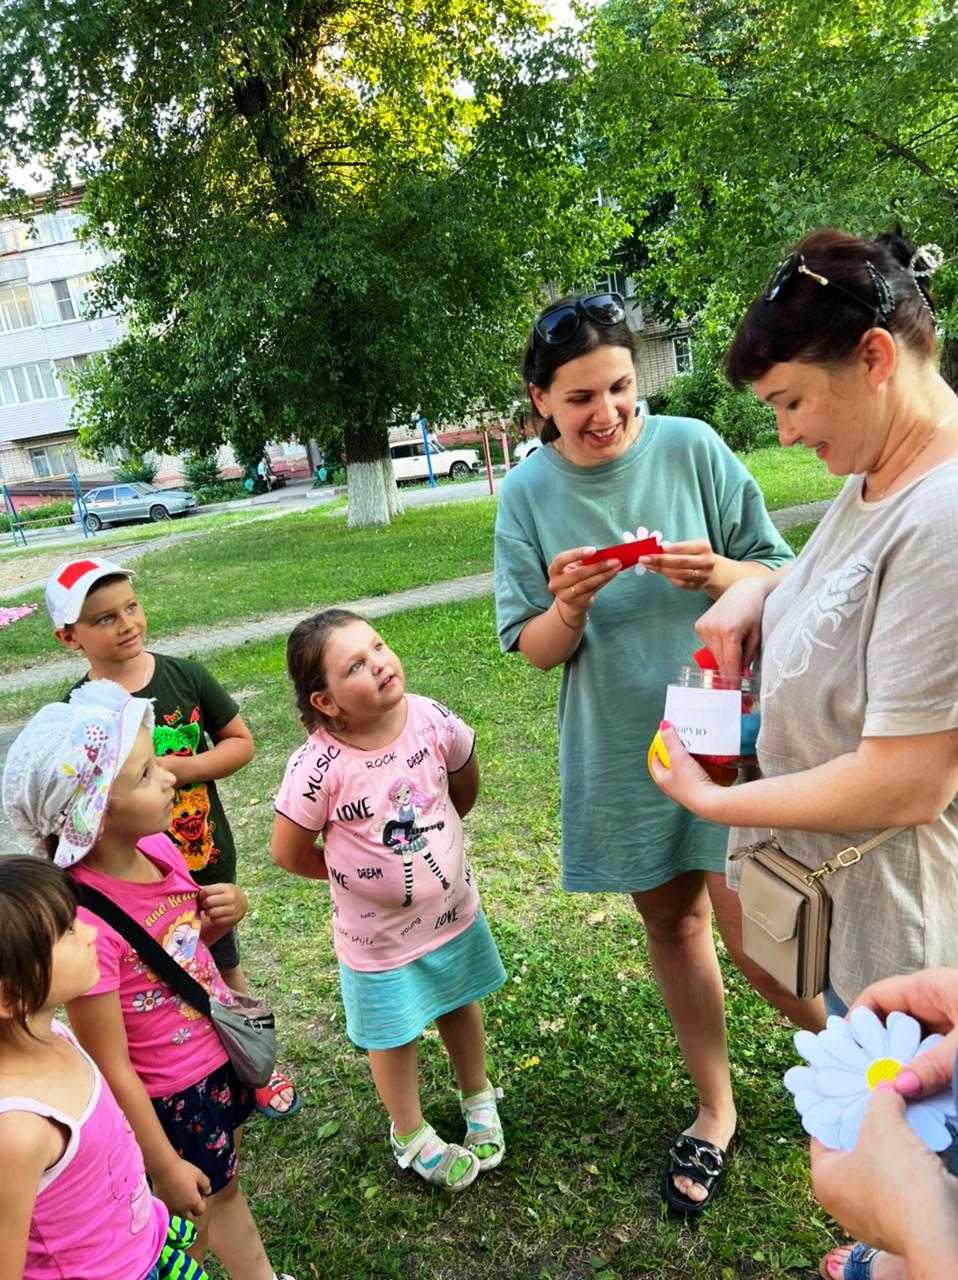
[74,482,197,531]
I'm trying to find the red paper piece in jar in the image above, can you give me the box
[687,647,749,767]
[580,536,664,569]
[693,646,720,671]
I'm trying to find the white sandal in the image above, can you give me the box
[390,1121,480,1191]
[460,1083,505,1171]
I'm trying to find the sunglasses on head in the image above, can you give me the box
[763,252,895,322]
[533,292,627,345]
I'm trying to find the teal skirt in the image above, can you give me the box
[338,911,507,1051]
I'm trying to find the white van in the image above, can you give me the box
[389,437,479,483]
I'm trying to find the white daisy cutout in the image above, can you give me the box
[784,1007,956,1152]
[621,526,665,576]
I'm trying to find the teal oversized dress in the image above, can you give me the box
[494,415,793,893]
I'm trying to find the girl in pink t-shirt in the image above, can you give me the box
[3,682,295,1280]
[0,854,201,1280]
[272,609,507,1192]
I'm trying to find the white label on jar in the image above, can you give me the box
[663,685,741,755]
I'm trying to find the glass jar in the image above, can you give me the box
[669,665,760,784]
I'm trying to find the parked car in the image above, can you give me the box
[73,482,198,532]
[513,399,652,462]
[389,437,479,484]
[513,436,543,462]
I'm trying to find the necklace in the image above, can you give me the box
[866,406,958,501]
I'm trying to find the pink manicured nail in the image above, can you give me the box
[660,720,672,730]
[894,1069,922,1097]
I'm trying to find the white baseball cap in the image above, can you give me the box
[2,680,155,868]
[45,557,133,628]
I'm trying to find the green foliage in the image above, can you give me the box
[586,0,958,362]
[658,339,777,452]
[194,479,248,505]
[0,0,622,518]
[113,452,158,485]
[0,499,74,533]
[183,454,223,492]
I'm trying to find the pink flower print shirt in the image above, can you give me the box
[275,694,480,971]
[71,833,231,1097]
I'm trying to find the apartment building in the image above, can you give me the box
[0,190,125,486]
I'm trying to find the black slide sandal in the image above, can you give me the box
[661,1132,730,1219]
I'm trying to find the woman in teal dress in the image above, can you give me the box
[494,291,793,1215]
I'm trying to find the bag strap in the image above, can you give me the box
[75,883,212,1019]
[781,826,904,886]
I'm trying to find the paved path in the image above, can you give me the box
[2,497,828,699]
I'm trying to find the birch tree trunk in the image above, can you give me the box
[344,417,401,528]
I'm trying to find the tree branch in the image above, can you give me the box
[840,117,958,206]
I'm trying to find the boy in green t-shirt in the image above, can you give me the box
[45,554,299,1120]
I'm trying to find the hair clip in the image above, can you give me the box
[909,244,944,278]
[863,262,895,320]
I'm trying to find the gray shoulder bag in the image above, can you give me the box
[729,827,903,998]
[77,883,277,1087]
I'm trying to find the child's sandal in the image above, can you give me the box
[460,1083,505,1171]
[390,1121,480,1192]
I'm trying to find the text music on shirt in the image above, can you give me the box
[301,745,341,803]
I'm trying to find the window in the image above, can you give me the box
[592,269,635,299]
[390,444,414,459]
[673,335,694,374]
[33,211,82,247]
[33,275,96,325]
[114,485,138,500]
[53,354,89,393]
[0,360,63,406]
[29,443,78,479]
[0,282,37,331]
[0,221,28,254]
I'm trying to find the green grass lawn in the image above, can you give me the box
[0,443,834,683]
[740,448,842,512]
[169,598,832,1278]
[0,519,813,726]
[0,499,498,677]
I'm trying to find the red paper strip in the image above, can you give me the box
[580,536,664,569]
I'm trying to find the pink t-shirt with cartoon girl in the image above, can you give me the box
[71,833,231,1097]
[0,1021,168,1280]
[275,693,479,972]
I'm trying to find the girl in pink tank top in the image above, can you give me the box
[0,855,205,1280]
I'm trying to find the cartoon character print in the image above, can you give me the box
[162,910,220,1025]
[153,712,219,873]
[382,777,447,908]
[108,1131,152,1236]
[170,785,217,872]
[154,721,202,761]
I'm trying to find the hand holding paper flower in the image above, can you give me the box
[785,1007,956,1153]
[619,526,664,576]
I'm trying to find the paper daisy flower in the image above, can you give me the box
[784,1007,956,1152]
[620,526,664,576]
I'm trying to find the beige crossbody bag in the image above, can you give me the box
[729,827,903,998]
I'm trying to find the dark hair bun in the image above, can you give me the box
[875,226,916,271]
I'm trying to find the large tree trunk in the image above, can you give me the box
[344,416,402,528]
